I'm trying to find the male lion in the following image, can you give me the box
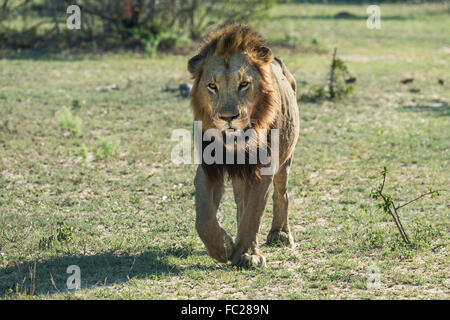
[188,24,299,268]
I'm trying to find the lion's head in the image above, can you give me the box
[188,24,279,181]
[188,24,278,133]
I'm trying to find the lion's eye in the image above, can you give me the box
[239,81,250,90]
[207,83,217,92]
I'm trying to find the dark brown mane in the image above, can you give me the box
[198,24,273,63]
[200,131,276,183]
[201,149,262,183]
[189,24,280,182]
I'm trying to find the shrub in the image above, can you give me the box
[298,48,355,102]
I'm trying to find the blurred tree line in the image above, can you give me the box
[0,0,445,53]
[282,0,445,2]
[0,0,274,52]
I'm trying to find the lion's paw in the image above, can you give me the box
[206,233,235,263]
[232,253,267,269]
[266,230,295,248]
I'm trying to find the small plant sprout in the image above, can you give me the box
[57,106,83,137]
[56,221,74,242]
[38,221,74,250]
[370,167,441,244]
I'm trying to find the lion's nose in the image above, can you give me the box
[219,111,239,123]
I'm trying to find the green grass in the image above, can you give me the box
[0,3,449,299]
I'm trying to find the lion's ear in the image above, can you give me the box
[188,54,204,76]
[254,46,273,64]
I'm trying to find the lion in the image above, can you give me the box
[188,24,299,268]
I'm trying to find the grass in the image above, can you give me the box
[0,3,449,299]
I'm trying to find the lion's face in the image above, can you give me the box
[195,52,264,134]
[188,24,276,135]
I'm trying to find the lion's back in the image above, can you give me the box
[270,57,300,166]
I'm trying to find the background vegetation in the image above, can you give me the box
[0,0,274,54]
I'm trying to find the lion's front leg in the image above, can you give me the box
[231,175,273,268]
[194,166,234,263]
[232,176,248,226]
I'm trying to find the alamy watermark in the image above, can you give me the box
[67,5,81,30]
[367,5,381,30]
[66,265,81,290]
[171,121,280,176]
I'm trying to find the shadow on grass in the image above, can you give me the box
[398,101,449,117]
[0,48,112,62]
[0,245,215,297]
[272,14,410,21]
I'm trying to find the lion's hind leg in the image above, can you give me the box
[266,157,295,248]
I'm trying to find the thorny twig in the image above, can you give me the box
[371,167,441,244]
